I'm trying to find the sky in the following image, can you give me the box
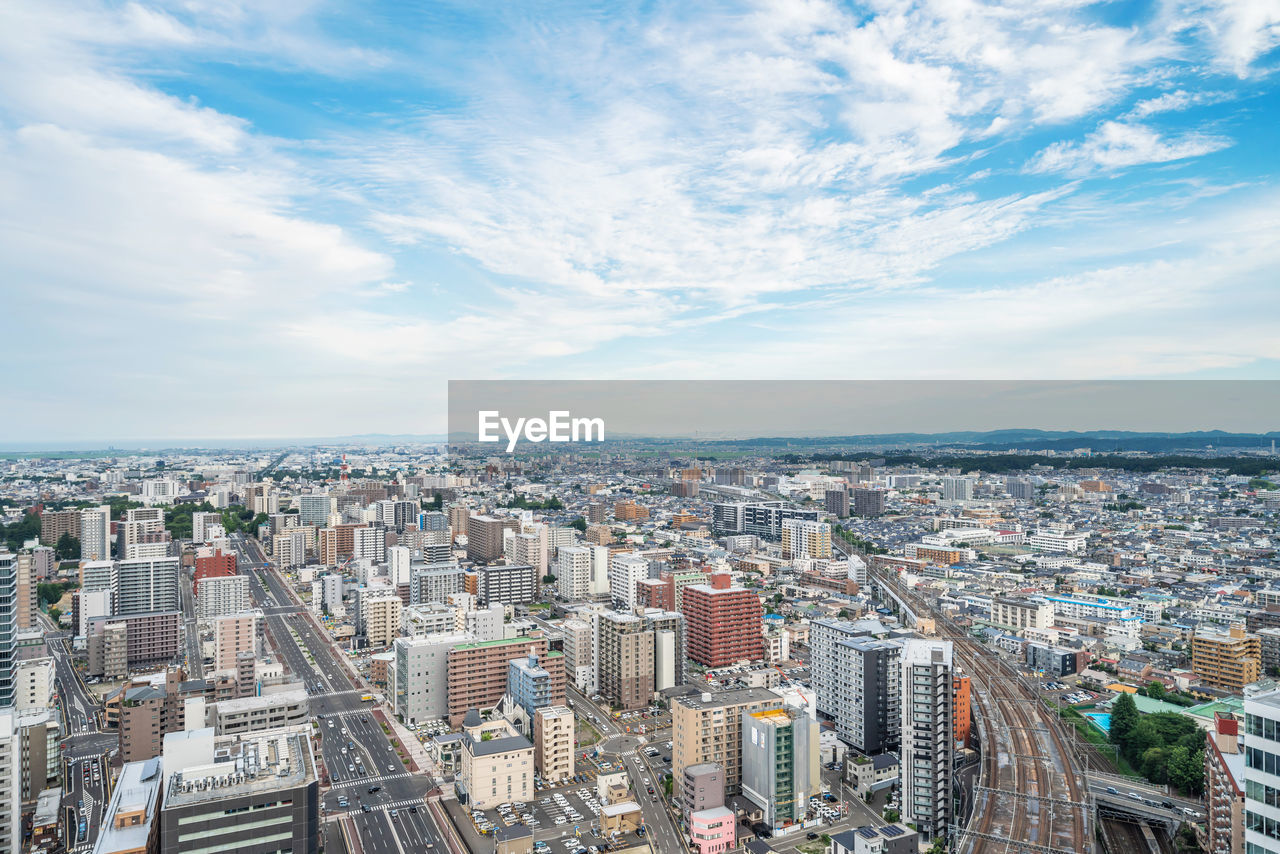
[2,0,1279,443]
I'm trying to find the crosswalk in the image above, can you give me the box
[330,796,425,819]
[330,770,416,790]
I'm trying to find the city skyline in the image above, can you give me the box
[2,1,1279,440]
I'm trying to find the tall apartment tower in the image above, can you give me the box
[1244,684,1280,854]
[609,554,650,611]
[0,710,17,854]
[80,505,111,561]
[853,488,886,517]
[780,519,831,560]
[115,557,180,615]
[0,554,15,707]
[900,639,954,839]
[557,547,593,600]
[597,612,654,711]
[682,574,763,668]
[940,477,974,502]
[297,493,332,527]
[466,515,518,563]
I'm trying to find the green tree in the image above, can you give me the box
[569,517,587,532]
[38,582,69,607]
[54,532,80,561]
[1167,744,1205,796]
[1147,681,1166,700]
[1140,746,1171,784]
[543,574,557,585]
[1126,719,1163,763]
[1109,692,1139,750]
[48,606,61,623]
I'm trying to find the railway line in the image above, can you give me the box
[871,565,1092,854]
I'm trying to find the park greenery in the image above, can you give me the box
[1108,693,1204,795]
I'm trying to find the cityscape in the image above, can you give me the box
[0,427,1277,854]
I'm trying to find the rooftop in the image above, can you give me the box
[95,760,162,854]
[677,687,780,711]
[165,728,315,807]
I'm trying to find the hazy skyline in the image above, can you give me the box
[3,1,1279,442]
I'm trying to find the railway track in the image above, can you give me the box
[873,568,1091,854]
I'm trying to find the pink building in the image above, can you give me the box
[689,806,735,854]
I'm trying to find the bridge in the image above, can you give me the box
[1087,773,1202,834]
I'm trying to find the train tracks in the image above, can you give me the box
[874,570,1091,854]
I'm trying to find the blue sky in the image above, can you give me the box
[1,0,1278,442]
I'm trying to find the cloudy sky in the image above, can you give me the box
[2,0,1278,442]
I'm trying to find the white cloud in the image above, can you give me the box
[1124,89,1231,119]
[1026,121,1232,176]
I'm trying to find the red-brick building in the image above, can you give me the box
[193,552,236,594]
[682,574,763,667]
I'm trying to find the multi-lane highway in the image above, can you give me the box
[46,627,113,854]
[230,533,451,852]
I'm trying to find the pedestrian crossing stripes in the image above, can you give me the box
[329,770,415,789]
[330,797,424,818]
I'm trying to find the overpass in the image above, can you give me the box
[1088,773,1202,833]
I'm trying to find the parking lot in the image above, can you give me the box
[1038,679,1099,706]
[469,784,649,853]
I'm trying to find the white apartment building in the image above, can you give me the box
[0,709,18,854]
[558,547,593,600]
[388,546,412,587]
[353,526,386,562]
[79,506,111,562]
[1029,529,1089,554]
[191,511,222,544]
[14,659,53,712]
[781,519,832,560]
[364,593,402,648]
[197,574,250,621]
[609,554,650,611]
[989,596,1054,632]
[900,639,954,839]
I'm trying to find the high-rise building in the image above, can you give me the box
[673,688,784,797]
[376,499,420,533]
[741,707,819,828]
[509,653,554,722]
[597,612,653,711]
[824,488,850,517]
[1205,712,1243,854]
[37,509,79,547]
[86,611,181,676]
[391,632,470,724]
[352,526,386,562]
[411,562,464,605]
[115,556,180,615]
[388,545,411,586]
[1194,627,1261,692]
[900,639,954,839]
[1242,684,1280,854]
[0,710,16,854]
[196,574,249,621]
[475,563,537,605]
[940,477,974,502]
[214,611,262,671]
[193,552,236,594]
[1005,477,1037,500]
[192,511,223,543]
[811,619,901,753]
[446,636,563,725]
[0,553,17,708]
[781,519,832,560]
[363,593,402,648]
[711,502,819,540]
[467,515,518,563]
[159,727,319,854]
[80,505,111,561]
[682,574,763,668]
[296,494,332,527]
[852,488,886,517]
[609,554,650,611]
[557,547,593,600]
[643,609,687,690]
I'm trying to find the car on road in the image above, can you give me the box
[368,785,381,793]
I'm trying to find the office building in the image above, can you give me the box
[93,758,163,854]
[673,687,784,797]
[643,608,687,690]
[476,563,537,605]
[597,612,653,711]
[533,706,574,783]
[1194,627,1261,692]
[116,556,180,615]
[467,515,518,563]
[391,632,470,725]
[80,506,111,561]
[781,519,832,560]
[196,574,249,621]
[446,636,564,725]
[741,706,819,828]
[376,499,419,533]
[206,691,310,736]
[458,710,533,810]
[159,727,319,854]
[900,639,954,839]
[14,658,53,712]
[191,511,223,544]
[609,554,650,611]
[682,574,763,667]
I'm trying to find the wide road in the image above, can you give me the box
[180,567,202,678]
[229,534,449,853]
[46,626,113,854]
